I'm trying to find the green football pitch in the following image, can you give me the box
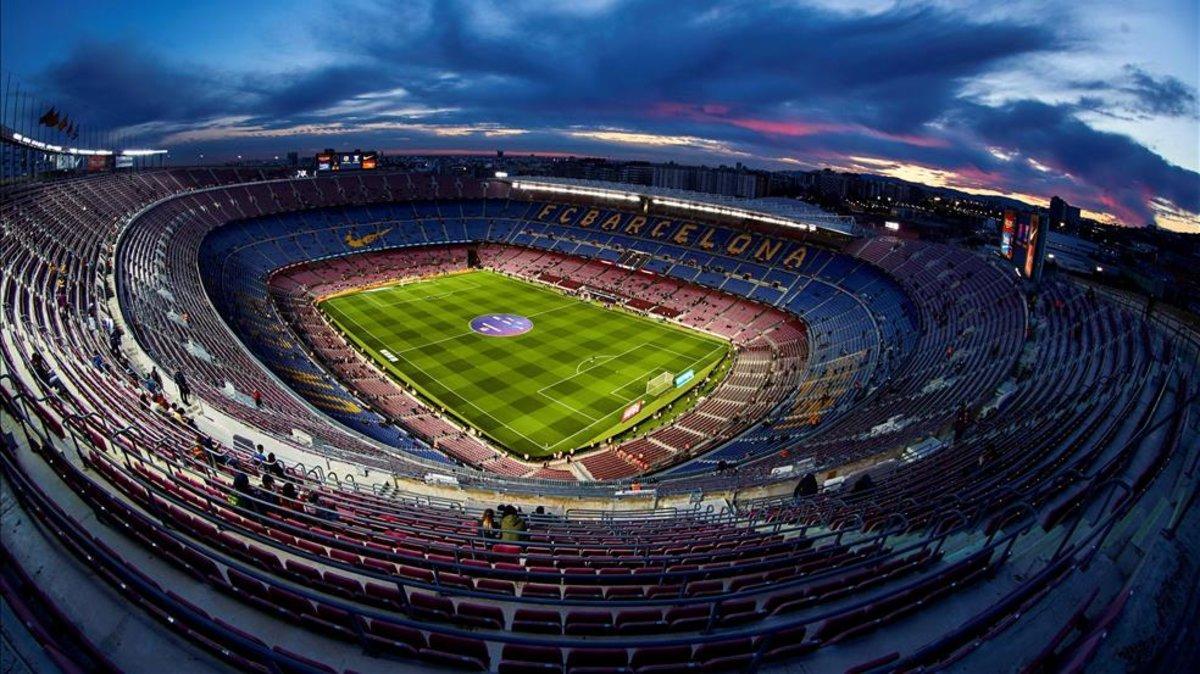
[319,270,730,459]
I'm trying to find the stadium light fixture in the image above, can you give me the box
[12,132,113,155]
[650,197,818,232]
[511,181,641,203]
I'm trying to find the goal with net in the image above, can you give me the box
[646,371,674,396]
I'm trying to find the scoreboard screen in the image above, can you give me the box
[315,149,378,171]
[1000,210,1015,259]
[999,209,1047,281]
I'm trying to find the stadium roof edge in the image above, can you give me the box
[498,176,863,237]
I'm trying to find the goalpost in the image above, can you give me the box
[646,371,674,396]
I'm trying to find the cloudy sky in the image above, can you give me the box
[2,0,1197,231]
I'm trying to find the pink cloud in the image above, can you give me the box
[860,128,950,149]
[650,101,948,147]
[1095,193,1144,226]
[727,117,847,137]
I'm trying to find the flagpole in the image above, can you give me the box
[1,71,9,135]
[31,94,38,144]
[21,90,30,175]
[22,90,28,140]
[22,90,29,147]
[17,84,24,139]
[33,94,41,174]
[1,74,8,183]
[6,79,13,137]
[1,72,8,183]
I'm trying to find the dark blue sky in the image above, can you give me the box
[2,0,1197,230]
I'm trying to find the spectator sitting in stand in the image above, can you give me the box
[480,509,500,541]
[305,492,339,522]
[264,452,285,479]
[793,472,819,499]
[280,482,302,512]
[231,473,258,512]
[259,474,279,510]
[852,472,876,494]
[499,505,528,543]
[29,352,66,395]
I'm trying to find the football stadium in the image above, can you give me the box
[2,3,1199,674]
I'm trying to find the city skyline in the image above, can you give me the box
[2,0,1196,231]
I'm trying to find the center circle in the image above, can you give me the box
[470,313,533,337]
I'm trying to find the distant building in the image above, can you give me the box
[1049,195,1081,230]
[619,162,654,186]
[814,169,850,199]
[650,162,766,198]
[651,163,692,190]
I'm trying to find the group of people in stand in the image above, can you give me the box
[135,366,200,428]
[225,445,338,522]
[791,470,877,499]
[478,504,537,543]
[178,428,339,525]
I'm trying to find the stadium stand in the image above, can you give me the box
[2,170,1198,674]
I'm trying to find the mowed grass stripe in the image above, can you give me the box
[321,270,729,458]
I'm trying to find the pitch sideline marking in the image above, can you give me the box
[539,393,602,423]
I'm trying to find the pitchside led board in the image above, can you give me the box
[1000,209,1048,281]
[315,149,379,172]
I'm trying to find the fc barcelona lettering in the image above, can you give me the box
[533,204,810,268]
